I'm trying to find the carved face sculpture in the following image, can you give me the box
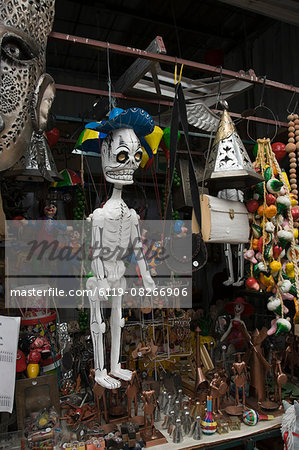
[0,0,55,171]
[101,128,143,185]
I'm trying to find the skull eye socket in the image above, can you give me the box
[117,151,129,163]
[134,151,143,162]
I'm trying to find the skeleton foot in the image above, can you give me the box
[232,278,244,287]
[110,364,132,381]
[95,368,121,389]
[223,277,234,286]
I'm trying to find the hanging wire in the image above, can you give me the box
[171,3,182,59]
[259,75,267,107]
[84,156,101,207]
[287,90,298,114]
[201,66,224,195]
[246,104,278,143]
[150,163,163,222]
[245,75,278,142]
[106,44,116,112]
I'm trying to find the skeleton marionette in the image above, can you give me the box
[217,188,245,286]
[204,105,263,286]
[85,108,158,389]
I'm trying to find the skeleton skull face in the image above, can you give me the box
[44,204,57,218]
[101,128,143,185]
[234,303,245,315]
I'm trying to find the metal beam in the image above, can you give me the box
[50,32,299,94]
[55,83,288,128]
[217,0,299,27]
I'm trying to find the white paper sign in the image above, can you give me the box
[0,315,20,413]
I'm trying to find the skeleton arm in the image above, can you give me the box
[220,320,233,342]
[89,209,110,296]
[130,210,155,290]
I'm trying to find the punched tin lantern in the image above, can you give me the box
[205,109,263,190]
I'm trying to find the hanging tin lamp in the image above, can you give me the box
[4,132,62,182]
[205,107,263,190]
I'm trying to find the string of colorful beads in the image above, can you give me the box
[286,114,299,229]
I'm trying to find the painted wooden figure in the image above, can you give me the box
[232,353,247,407]
[86,108,157,389]
[141,389,157,429]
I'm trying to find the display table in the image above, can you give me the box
[154,415,282,450]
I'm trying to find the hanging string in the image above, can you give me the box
[171,2,182,59]
[84,156,101,208]
[150,163,163,222]
[201,66,223,196]
[287,90,298,115]
[259,75,267,107]
[107,44,116,112]
[174,61,184,86]
[79,152,86,310]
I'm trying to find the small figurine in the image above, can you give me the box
[220,297,254,354]
[40,203,73,238]
[210,369,229,413]
[232,353,247,407]
[272,352,288,405]
[141,389,157,429]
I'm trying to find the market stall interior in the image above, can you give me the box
[1,0,299,449]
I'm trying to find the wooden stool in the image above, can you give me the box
[93,382,108,424]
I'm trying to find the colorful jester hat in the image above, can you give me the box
[74,107,163,168]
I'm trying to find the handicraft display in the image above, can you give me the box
[245,138,299,332]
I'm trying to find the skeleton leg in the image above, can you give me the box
[223,244,234,286]
[87,277,121,389]
[110,278,132,381]
[233,243,245,286]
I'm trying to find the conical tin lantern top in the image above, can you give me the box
[4,132,63,182]
[205,109,263,190]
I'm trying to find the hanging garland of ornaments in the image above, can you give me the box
[245,138,299,334]
[286,113,299,228]
[73,184,86,220]
[161,166,181,220]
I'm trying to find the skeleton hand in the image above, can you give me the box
[142,272,156,292]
